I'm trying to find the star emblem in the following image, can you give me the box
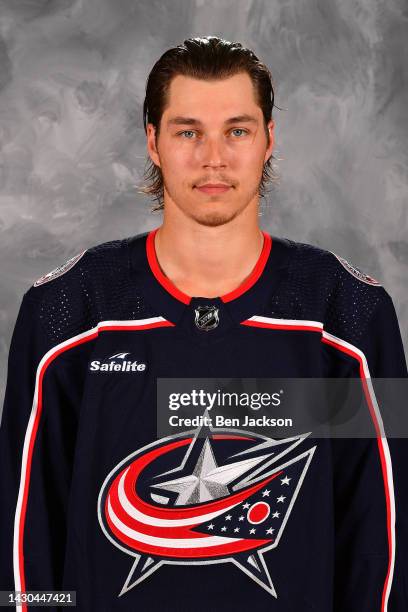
[100,423,317,603]
[154,438,272,505]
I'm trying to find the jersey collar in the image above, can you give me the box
[146,227,272,305]
[129,227,292,326]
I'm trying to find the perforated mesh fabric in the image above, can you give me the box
[27,234,386,350]
[30,238,156,345]
[263,239,384,346]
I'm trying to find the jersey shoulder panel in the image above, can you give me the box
[28,236,128,298]
[33,250,87,288]
[264,237,387,347]
[25,232,155,346]
[329,251,382,287]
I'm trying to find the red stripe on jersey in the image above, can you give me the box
[16,320,173,612]
[146,228,272,305]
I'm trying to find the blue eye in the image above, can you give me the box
[231,128,248,137]
[180,130,196,138]
[177,128,248,138]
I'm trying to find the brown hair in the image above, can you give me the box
[138,36,280,212]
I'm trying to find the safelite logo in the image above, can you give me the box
[89,352,147,372]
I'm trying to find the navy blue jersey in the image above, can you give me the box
[0,228,407,611]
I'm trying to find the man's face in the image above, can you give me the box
[146,72,274,227]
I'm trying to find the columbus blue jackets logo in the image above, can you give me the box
[33,250,86,287]
[332,252,381,286]
[97,420,316,598]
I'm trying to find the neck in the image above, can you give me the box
[153,215,265,299]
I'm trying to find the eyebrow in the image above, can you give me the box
[167,114,258,126]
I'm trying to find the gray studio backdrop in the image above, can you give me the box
[0,0,407,410]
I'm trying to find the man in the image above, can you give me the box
[0,36,407,611]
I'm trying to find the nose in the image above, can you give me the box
[199,135,227,168]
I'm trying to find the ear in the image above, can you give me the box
[146,123,161,167]
[264,119,275,163]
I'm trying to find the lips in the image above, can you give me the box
[195,183,231,195]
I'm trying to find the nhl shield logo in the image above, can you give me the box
[194,305,219,331]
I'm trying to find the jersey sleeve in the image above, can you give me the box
[0,290,86,603]
[360,290,408,611]
[331,288,408,611]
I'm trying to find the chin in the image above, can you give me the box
[191,210,240,228]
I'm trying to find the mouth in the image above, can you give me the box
[195,184,232,195]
